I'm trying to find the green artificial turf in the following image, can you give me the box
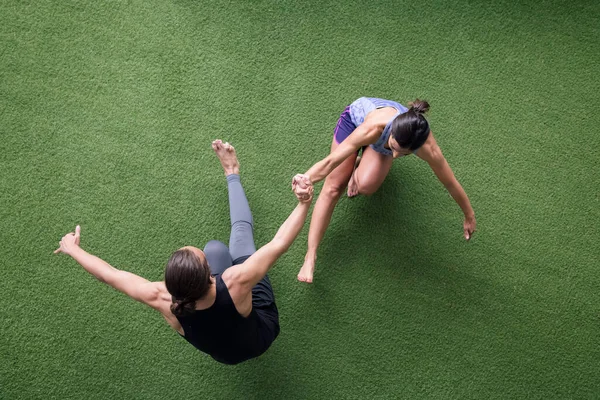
[1,0,599,398]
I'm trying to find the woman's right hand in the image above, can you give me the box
[54,225,81,256]
[292,174,314,203]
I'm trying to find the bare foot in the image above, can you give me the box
[212,139,240,176]
[347,155,361,198]
[297,255,316,283]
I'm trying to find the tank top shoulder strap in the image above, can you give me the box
[214,274,237,309]
[369,110,401,156]
[349,97,408,125]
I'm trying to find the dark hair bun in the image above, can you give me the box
[409,99,430,115]
[171,298,197,316]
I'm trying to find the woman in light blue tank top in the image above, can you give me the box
[292,97,477,283]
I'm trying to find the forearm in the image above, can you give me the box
[447,183,474,218]
[305,129,372,183]
[272,202,311,251]
[237,202,312,286]
[68,247,119,284]
[305,158,332,184]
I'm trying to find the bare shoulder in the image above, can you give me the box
[149,281,184,334]
[416,132,443,162]
[144,281,173,309]
[354,110,387,141]
[221,265,245,292]
[220,265,252,317]
[364,107,398,126]
[153,281,172,300]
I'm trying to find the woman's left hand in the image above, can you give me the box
[463,216,476,241]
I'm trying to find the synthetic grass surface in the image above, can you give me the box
[1,0,599,398]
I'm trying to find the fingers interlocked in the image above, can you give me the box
[292,174,314,203]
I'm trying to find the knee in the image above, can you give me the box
[321,181,345,200]
[354,175,379,196]
[231,220,253,232]
[203,240,228,254]
[357,182,378,196]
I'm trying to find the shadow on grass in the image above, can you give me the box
[316,167,431,279]
[178,167,579,398]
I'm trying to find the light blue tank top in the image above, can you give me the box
[349,97,411,156]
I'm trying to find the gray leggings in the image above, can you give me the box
[204,174,256,274]
[203,174,276,309]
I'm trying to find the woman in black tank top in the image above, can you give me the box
[54,140,314,364]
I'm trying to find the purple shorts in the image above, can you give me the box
[333,106,357,144]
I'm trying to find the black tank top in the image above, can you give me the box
[175,274,280,364]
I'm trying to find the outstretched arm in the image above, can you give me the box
[54,226,163,308]
[234,185,313,289]
[304,123,377,184]
[420,144,477,240]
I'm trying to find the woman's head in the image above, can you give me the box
[389,99,431,156]
[164,246,212,316]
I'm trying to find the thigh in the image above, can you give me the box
[229,222,256,263]
[203,240,233,275]
[251,274,276,309]
[354,146,394,194]
[226,174,256,262]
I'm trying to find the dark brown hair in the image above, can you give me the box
[391,99,431,150]
[164,248,212,316]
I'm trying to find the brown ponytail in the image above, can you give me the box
[408,98,430,115]
[165,248,212,317]
[171,298,198,316]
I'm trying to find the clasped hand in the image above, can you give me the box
[292,174,314,203]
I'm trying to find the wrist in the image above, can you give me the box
[66,245,83,257]
[464,212,475,220]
